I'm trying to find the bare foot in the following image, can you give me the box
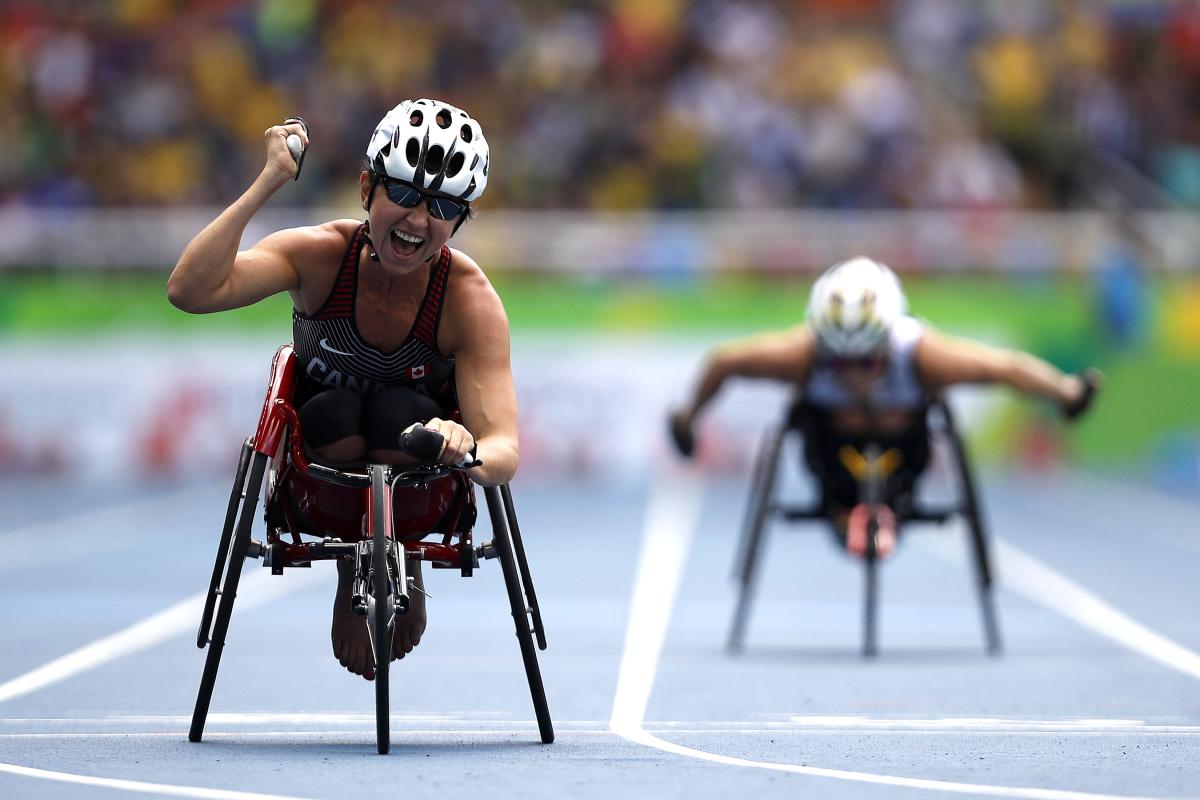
[393,558,427,660]
[845,503,870,557]
[873,504,897,558]
[842,503,899,559]
[331,559,374,679]
[330,557,429,680]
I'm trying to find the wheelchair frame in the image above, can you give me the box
[727,395,1002,658]
[188,345,552,753]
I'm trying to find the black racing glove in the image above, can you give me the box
[283,115,308,181]
[398,424,444,462]
[1062,368,1101,422]
[668,410,696,459]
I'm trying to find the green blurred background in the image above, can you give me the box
[4,270,1197,469]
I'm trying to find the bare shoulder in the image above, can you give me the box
[715,323,813,381]
[732,323,813,357]
[442,248,509,352]
[915,325,984,362]
[250,219,355,267]
[914,324,1002,388]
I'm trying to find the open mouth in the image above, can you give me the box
[389,229,425,258]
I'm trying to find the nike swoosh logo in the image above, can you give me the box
[319,338,356,357]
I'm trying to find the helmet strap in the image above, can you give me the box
[364,171,380,213]
[361,220,380,262]
[360,171,382,261]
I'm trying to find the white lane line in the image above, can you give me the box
[610,470,705,733]
[0,762,315,800]
[0,567,324,705]
[992,538,1200,682]
[7,714,1197,734]
[609,471,1177,800]
[3,720,1200,738]
[617,729,1174,800]
[4,728,1198,740]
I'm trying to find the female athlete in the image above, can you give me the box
[168,99,516,678]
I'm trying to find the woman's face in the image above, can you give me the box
[825,352,888,395]
[359,171,461,272]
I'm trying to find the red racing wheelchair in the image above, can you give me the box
[188,344,552,754]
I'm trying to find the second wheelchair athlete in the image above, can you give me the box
[669,257,1100,557]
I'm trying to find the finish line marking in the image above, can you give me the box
[608,470,1176,800]
[2,717,1199,738]
[0,762,314,800]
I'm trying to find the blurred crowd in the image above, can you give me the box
[2,0,1199,211]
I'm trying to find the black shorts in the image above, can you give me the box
[295,378,446,453]
[792,402,930,515]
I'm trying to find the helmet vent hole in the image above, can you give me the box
[425,145,445,174]
[459,125,473,143]
[446,152,465,178]
[436,108,452,129]
[409,110,423,127]
[405,138,420,167]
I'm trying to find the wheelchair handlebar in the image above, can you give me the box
[295,428,481,490]
[398,425,480,468]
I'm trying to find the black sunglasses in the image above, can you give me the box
[378,177,467,221]
[820,353,887,371]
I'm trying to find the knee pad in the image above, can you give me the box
[364,387,444,453]
[298,389,364,448]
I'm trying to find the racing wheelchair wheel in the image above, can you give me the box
[196,438,253,650]
[485,486,554,744]
[728,423,785,654]
[369,464,396,754]
[189,445,267,743]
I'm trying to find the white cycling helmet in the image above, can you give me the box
[807,257,907,356]
[366,98,489,201]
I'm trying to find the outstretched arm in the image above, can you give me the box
[167,121,311,313]
[428,255,518,486]
[669,325,815,455]
[915,329,1096,412]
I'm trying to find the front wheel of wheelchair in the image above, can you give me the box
[369,465,393,754]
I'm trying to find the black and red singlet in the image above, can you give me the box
[292,223,457,406]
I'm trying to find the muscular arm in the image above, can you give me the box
[167,121,312,313]
[676,325,815,426]
[915,328,1083,406]
[442,256,519,486]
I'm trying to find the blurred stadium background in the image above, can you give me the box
[0,0,1198,488]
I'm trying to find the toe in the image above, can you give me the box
[394,630,411,660]
[351,648,367,677]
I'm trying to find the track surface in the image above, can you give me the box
[0,467,1197,799]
